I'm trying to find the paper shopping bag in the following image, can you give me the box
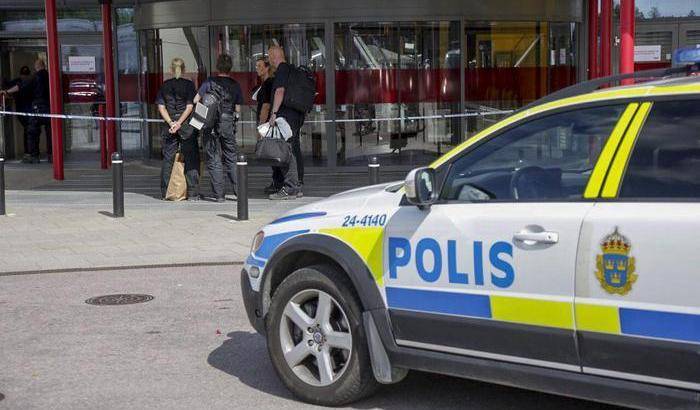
[165,153,187,201]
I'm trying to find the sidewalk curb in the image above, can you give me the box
[0,261,243,277]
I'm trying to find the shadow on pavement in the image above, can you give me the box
[208,331,619,409]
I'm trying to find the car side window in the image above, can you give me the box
[443,105,626,202]
[619,100,700,199]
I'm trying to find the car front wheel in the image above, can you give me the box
[266,265,378,405]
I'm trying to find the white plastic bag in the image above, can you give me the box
[256,117,293,141]
[275,117,293,140]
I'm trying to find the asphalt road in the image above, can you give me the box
[0,265,619,409]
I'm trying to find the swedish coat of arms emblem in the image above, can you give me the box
[595,227,637,295]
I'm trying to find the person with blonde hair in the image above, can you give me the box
[253,56,282,194]
[156,57,200,200]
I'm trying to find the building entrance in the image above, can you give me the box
[0,35,111,165]
[0,40,47,160]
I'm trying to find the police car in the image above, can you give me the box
[241,67,700,408]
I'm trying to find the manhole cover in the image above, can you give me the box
[85,294,154,306]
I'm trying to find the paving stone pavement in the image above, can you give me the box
[0,190,321,273]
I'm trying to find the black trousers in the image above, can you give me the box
[203,115,237,199]
[278,124,303,192]
[271,166,284,188]
[290,135,304,185]
[26,103,52,158]
[161,130,200,198]
[18,116,28,155]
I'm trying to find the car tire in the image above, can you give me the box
[266,264,379,406]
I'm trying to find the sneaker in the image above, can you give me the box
[269,187,297,200]
[199,194,226,203]
[264,183,280,194]
[296,188,304,198]
[225,194,238,201]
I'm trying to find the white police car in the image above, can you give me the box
[241,69,700,408]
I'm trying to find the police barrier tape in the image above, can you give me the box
[0,109,514,125]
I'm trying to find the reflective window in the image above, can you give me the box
[615,0,700,19]
[116,8,141,154]
[0,9,102,33]
[210,24,327,164]
[335,21,460,166]
[443,105,626,202]
[620,100,700,199]
[144,26,210,157]
[465,22,577,110]
[464,21,577,139]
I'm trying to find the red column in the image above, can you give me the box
[588,0,599,79]
[44,0,64,180]
[600,0,612,77]
[620,0,636,84]
[101,0,117,159]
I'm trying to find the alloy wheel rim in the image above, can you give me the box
[279,288,353,387]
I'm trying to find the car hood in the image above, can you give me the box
[274,181,404,219]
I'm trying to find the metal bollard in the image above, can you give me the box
[368,156,380,185]
[111,152,124,218]
[0,152,5,216]
[236,154,248,221]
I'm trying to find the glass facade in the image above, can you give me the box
[0,9,102,33]
[334,22,461,166]
[465,22,577,135]
[137,19,579,167]
[0,3,584,169]
[142,26,210,158]
[629,1,700,18]
[0,7,110,161]
[611,0,700,73]
[210,24,328,166]
[142,24,328,164]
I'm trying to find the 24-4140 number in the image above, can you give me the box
[342,214,387,227]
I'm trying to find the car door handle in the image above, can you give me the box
[513,231,559,244]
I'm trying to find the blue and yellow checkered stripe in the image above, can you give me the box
[252,226,700,347]
[386,287,700,345]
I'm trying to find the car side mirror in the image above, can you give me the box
[405,167,438,208]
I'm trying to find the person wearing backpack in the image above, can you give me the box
[267,46,306,200]
[156,57,199,200]
[193,54,243,202]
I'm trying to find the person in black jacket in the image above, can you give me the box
[3,66,32,161]
[194,54,243,202]
[3,59,52,163]
[156,57,200,200]
[267,46,304,200]
[253,57,281,194]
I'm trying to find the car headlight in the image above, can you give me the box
[251,231,265,254]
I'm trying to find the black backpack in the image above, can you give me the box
[191,79,228,130]
[282,65,317,114]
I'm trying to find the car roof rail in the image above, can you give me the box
[520,63,700,111]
